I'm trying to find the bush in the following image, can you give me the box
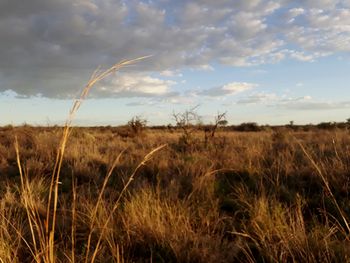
[235,122,261,132]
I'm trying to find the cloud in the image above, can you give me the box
[236,92,278,104]
[284,5,350,53]
[199,82,257,97]
[158,95,195,105]
[159,70,176,77]
[190,65,215,71]
[288,8,305,18]
[0,0,349,97]
[126,94,195,107]
[288,50,317,62]
[237,92,350,110]
[278,97,350,110]
[94,74,178,98]
[159,70,183,77]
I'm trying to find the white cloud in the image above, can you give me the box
[285,6,350,53]
[159,70,183,77]
[95,74,177,98]
[191,64,215,71]
[199,82,257,97]
[160,70,176,77]
[289,8,305,17]
[289,51,316,62]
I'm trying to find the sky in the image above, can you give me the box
[0,0,350,126]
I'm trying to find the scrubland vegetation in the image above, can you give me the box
[1,61,350,262]
[1,124,350,262]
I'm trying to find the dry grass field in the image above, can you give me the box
[0,59,349,263]
[0,124,350,262]
[2,0,350,261]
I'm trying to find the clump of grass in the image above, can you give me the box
[231,191,349,262]
[296,138,350,236]
[13,56,157,262]
[121,186,236,262]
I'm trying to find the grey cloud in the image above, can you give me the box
[237,93,277,104]
[0,0,349,98]
[92,90,178,99]
[234,93,350,111]
[200,87,236,97]
[245,93,350,110]
[126,95,194,107]
[126,101,149,107]
[279,100,350,110]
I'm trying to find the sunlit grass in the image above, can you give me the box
[0,59,349,262]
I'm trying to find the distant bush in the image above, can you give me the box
[114,116,148,138]
[235,122,261,132]
[128,116,147,135]
[317,122,337,130]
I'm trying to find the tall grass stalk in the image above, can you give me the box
[71,174,77,263]
[14,138,40,262]
[296,139,350,236]
[83,150,125,262]
[89,144,167,263]
[14,56,150,262]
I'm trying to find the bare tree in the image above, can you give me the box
[172,105,201,145]
[127,116,147,135]
[204,112,227,145]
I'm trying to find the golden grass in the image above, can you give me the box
[11,57,164,263]
[0,60,349,261]
[296,138,350,236]
[0,127,349,262]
